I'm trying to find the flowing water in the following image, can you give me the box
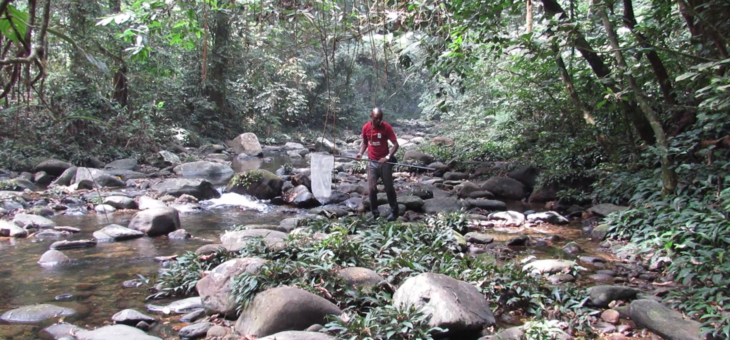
[0,151,609,339]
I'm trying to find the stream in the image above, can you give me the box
[0,151,612,339]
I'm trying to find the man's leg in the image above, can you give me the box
[367,162,381,218]
[382,162,398,221]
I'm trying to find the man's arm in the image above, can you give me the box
[357,135,368,158]
[387,139,399,160]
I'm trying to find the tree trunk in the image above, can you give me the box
[540,0,656,144]
[110,0,128,109]
[526,0,533,34]
[555,53,595,125]
[205,2,232,121]
[594,0,677,193]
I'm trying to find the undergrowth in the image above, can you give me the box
[156,215,598,338]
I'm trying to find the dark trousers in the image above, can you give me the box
[368,158,397,215]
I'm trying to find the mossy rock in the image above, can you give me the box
[225,170,283,200]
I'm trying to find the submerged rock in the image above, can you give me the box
[74,324,162,340]
[111,309,156,326]
[38,249,71,267]
[0,304,76,323]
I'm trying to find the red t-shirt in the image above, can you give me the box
[362,121,397,160]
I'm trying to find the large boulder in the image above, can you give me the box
[393,273,495,333]
[527,211,569,224]
[173,161,234,178]
[220,229,287,252]
[314,137,337,153]
[422,197,463,214]
[197,257,268,318]
[0,304,76,323]
[128,207,180,236]
[225,170,284,200]
[159,150,182,165]
[480,177,525,200]
[338,267,383,289]
[487,211,525,226]
[3,178,36,191]
[35,159,73,176]
[228,133,263,156]
[74,167,125,187]
[75,324,162,340]
[528,183,558,202]
[403,150,434,165]
[151,178,221,200]
[507,165,539,189]
[465,199,507,211]
[454,181,481,198]
[629,299,703,340]
[397,195,425,210]
[282,185,321,208]
[234,286,342,337]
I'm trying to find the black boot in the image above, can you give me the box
[386,207,398,221]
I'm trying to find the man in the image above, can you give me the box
[356,107,400,221]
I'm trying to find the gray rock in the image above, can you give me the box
[547,274,576,284]
[151,178,221,200]
[587,285,640,307]
[563,242,581,254]
[75,324,162,340]
[128,207,180,236]
[309,205,350,218]
[403,150,435,165]
[282,185,320,208]
[400,185,434,199]
[43,322,84,339]
[196,258,268,317]
[284,142,305,150]
[105,158,138,171]
[38,249,71,266]
[314,137,337,153]
[466,199,506,210]
[74,167,125,187]
[95,204,117,213]
[234,286,342,337]
[454,181,481,199]
[393,272,495,332]
[52,167,78,186]
[0,220,28,237]
[225,170,284,200]
[506,234,529,246]
[257,331,338,340]
[104,196,138,209]
[591,224,612,241]
[29,206,55,217]
[5,178,37,191]
[431,136,454,146]
[527,211,569,224]
[35,159,73,176]
[397,195,425,210]
[50,239,97,250]
[180,309,205,323]
[179,322,212,339]
[422,197,463,214]
[173,161,234,179]
[507,166,539,189]
[94,224,144,242]
[168,229,191,239]
[146,297,203,315]
[488,211,525,226]
[159,150,182,164]
[228,133,263,156]
[111,309,156,325]
[279,218,303,233]
[589,203,629,217]
[13,213,56,229]
[377,204,406,217]
[338,267,383,289]
[0,304,76,323]
[443,172,469,181]
[34,171,54,185]
[630,299,702,340]
[480,177,525,200]
[523,259,575,275]
[138,196,167,210]
[106,169,147,181]
[465,232,493,244]
[483,326,524,340]
[221,229,287,252]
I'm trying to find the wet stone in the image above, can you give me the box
[179,322,212,339]
[546,274,575,284]
[111,309,156,326]
[589,273,615,282]
[0,304,77,323]
[50,239,97,250]
[601,309,620,324]
[179,309,205,323]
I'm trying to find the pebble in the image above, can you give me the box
[601,309,620,324]
[589,273,614,282]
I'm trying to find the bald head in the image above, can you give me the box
[371,107,384,126]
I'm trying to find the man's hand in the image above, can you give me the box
[378,157,388,164]
[355,154,362,160]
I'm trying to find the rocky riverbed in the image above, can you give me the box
[0,121,703,340]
